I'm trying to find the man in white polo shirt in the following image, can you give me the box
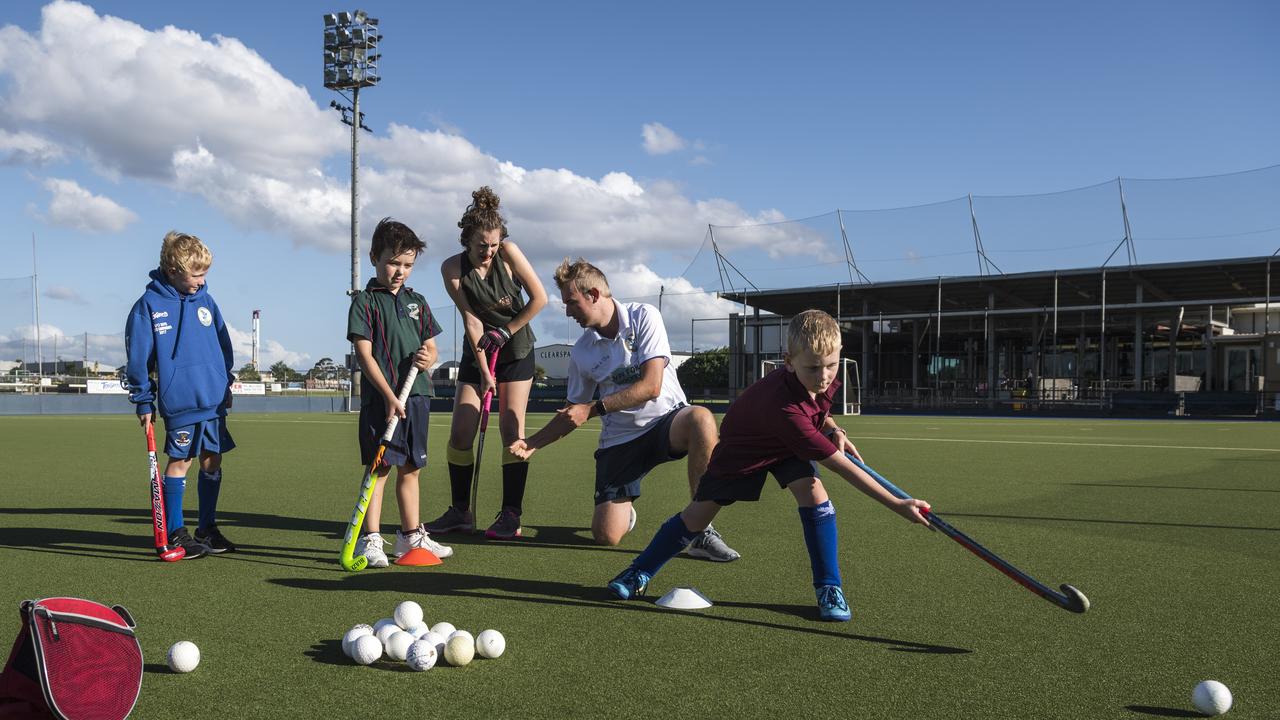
[509,258,739,561]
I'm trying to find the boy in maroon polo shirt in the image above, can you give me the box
[607,309,932,621]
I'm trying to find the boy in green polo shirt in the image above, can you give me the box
[346,218,451,567]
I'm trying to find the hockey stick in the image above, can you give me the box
[145,423,185,562]
[339,366,419,571]
[846,453,1089,614]
[469,351,501,530]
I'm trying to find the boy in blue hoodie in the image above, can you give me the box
[125,231,237,559]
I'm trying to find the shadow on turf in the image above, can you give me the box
[428,524,633,553]
[1124,705,1202,717]
[0,506,349,539]
[272,571,970,656]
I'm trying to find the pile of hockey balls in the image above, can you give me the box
[340,600,506,671]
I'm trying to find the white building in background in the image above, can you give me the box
[533,343,691,380]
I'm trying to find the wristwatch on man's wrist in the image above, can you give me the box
[593,399,608,416]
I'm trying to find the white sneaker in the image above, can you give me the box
[356,532,389,568]
[395,524,454,559]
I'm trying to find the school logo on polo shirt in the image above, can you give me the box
[406,303,421,320]
[197,307,213,326]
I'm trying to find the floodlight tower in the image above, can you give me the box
[323,9,381,298]
[251,309,261,370]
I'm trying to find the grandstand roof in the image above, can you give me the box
[721,255,1278,321]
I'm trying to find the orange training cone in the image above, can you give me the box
[394,548,443,566]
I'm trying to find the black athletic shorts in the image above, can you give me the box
[592,405,687,505]
[358,394,431,468]
[693,456,821,506]
[458,351,535,384]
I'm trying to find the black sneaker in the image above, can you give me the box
[194,524,237,554]
[168,527,209,560]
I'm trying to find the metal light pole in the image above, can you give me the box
[323,9,381,297]
[324,10,381,410]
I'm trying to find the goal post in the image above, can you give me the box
[759,358,861,415]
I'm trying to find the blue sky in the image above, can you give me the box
[1,0,1277,370]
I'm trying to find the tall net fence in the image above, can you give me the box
[0,276,36,372]
[686,164,1280,293]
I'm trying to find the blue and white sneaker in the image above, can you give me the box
[816,585,851,622]
[607,567,652,600]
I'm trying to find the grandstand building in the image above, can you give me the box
[725,255,1278,416]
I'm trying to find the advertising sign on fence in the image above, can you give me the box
[86,379,129,394]
[231,382,266,395]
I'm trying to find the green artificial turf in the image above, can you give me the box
[1,413,1277,718]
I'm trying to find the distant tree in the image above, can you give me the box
[269,361,303,382]
[237,364,261,382]
[677,347,729,392]
[533,365,547,384]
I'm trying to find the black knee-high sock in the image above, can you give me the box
[446,444,473,510]
[500,451,528,513]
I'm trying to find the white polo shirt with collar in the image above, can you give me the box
[566,298,688,449]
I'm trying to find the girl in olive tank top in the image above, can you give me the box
[430,187,548,539]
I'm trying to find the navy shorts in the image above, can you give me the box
[693,456,820,506]
[593,405,687,505]
[164,417,235,459]
[359,395,431,468]
[458,351,535,384]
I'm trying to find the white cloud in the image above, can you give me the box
[641,122,686,155]
[0,129,64,165]
[41,177,138,232]
[225,323,310,370]
[0,1,339,180]
[0,4,808,294]
[44,285,87,304]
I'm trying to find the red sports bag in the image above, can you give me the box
[0,598,142,720]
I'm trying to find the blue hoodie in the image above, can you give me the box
[124,269,235,427]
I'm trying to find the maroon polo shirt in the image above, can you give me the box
[705,367,842,479]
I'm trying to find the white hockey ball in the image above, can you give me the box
[476,629,506,659]
[342,624,374,658]
[351,634,382,665]
[405,639,438,671]
[443,635,475,666]
[167,641,200,673]
[394,601,423,630]
[429,621,456,638]
[385,630,415,662]
[1192,680,1232,716]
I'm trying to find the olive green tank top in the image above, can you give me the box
[459,248,535,363]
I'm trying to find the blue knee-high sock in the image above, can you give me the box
[632,514,701,576]
[799,501,842,588]
[163,475,187,533]
[197,469,222,530]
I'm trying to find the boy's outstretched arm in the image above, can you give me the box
[818,452,931,527]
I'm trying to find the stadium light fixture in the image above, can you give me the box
[324,9,381,412]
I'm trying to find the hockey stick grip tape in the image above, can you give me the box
[380,366,419,442]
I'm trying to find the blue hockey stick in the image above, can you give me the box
[847,453,1089,614]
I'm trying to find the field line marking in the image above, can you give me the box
[852,435,1280,453]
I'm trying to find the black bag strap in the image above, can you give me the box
[111,606,136,629]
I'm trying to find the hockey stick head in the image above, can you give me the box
[1059,584,1090,613]
[341,554,369,572]
[157,545,185,562]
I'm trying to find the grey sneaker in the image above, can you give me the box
[425,505,474,534]
[485,508,523,540]
[355,532,389,568]
[685,525,741,562]
[395,524,453,559]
